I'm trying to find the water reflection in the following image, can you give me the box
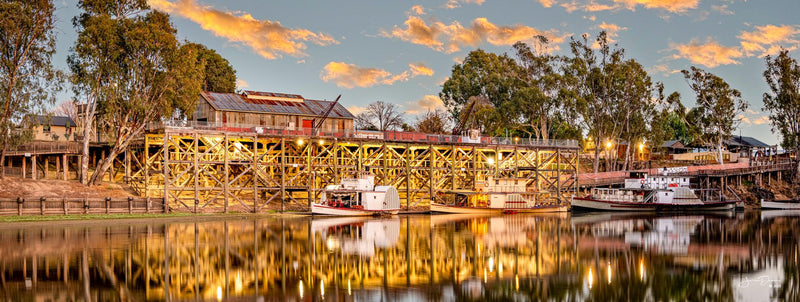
[0,211,798,301]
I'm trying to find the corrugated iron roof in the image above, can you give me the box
[201,91,354,119]
[32,115,76,127]
[243,90,303,100]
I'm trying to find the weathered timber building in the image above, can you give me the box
[192,90,354,134]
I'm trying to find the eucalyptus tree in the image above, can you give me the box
[564,32,626,172]
[681,66,748,164]
[70,0,203,185]
[0,0,62,176]
[440,49,520,135]
[763,49,800,183]
[613,60,665,170]
[184,42,237,93]
[501,37,565,141]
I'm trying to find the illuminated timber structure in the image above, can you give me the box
[118,89,578,213]
[125,124,579,213]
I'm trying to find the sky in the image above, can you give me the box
[50,0,800,146]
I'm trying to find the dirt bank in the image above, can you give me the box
[0,177,136,199]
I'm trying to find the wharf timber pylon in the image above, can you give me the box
[126,128,579,213]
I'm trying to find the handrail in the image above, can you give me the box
[148,120,580,148]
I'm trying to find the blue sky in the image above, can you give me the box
[51,0,800,145]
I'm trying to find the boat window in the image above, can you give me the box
[495,180,499,185]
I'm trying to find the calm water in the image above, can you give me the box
[1,211,799,301]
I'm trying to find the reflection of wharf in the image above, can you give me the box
[0,215,576,300]
[124,123,578,213]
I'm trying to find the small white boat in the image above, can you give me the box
[311,172,401,216]
[571,172,738,212]
[760,199,800,210]
[431,176,569,214]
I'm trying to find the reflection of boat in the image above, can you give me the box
[311,217,400,257]
[312,172,401,216]
[760,199,800,210]
[760,209,800,221]
[623,216,703,255]
[572,172,738,212]
[431,176,569,214]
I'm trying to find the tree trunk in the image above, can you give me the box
[592,144,600,173]
[80,121,91,185]
[0,147,6,178]
[89,146,121,186]
[622,143,631,171]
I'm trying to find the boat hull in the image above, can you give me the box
[571,197,736,212]
[430,203,568,214]
[761,200,800,210]
[311,203,399,216]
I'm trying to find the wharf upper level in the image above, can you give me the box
[147,120,580,150]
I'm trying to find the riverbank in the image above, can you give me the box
[0,177,135,199]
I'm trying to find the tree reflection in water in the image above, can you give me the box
[0,211,798,301]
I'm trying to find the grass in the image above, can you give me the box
[0,212,199,223]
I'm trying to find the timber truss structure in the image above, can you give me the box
[125,129,579,213]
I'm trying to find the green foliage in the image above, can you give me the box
[0,0,62,154]
[763,49,800,151]
[440,49,519,134]
[70,0,204,184]
[681,66,748,163]
[184,42,237,93]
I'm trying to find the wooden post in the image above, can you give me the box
[194,133,199,213]
[44,156,49,179]
[22,156,26,179]
[32,155,36,180]
[128,197,133,214]
[17,198,23,216]
[163,132,170,211]
[307,141,312,211]
[406,144,411,211]
[253,136,258,213]
[146,196,151,213]
[56,156,60,180]
[83,198,88,214]
[105,197,110,214]
[144,135,150,197]
[125,149,130,183]
[557,147,562,205]
[100,149,106,181]
[224,134,229,213]
[429,144,434,204]
[279,137,285,213]
[63,197,67,215]
[40,197,45,215]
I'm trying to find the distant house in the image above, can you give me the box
[725,135,771,155]
[30,115,76,141]
[661,140,689,155]
[192,90,355,133]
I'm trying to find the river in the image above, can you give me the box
[0,211,798,301]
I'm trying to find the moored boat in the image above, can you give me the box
[431,176,569,214]
[760,199,800,210]
[311,172,401,216]
[572,172,738,212]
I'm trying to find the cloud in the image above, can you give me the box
[711,4,734,15]
[669,38,744,68]
[148,0,338,59]
[593,22,626,47]
[445,0,485,9]
[753,115,770,125]
[410,5,425,15]
[649,64,681,76]
[347,105,367,115]
[320,62,433,89]
[409,63,434,76]
[407,95,445,114]
[614,0,699,13]
[236,78,249,89]
[537,0,698,13]
[739,24,800,57]
[382,16,567,53]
